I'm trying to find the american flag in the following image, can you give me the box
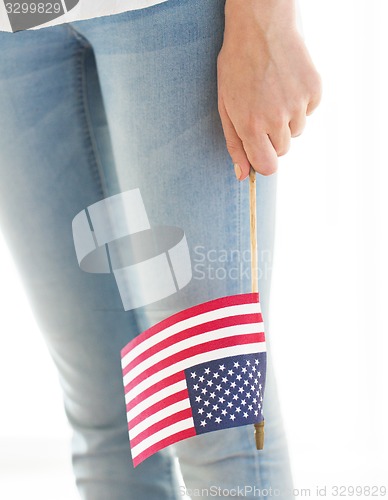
[121,293,266,467]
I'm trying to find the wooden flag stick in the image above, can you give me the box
[250,167,265,450]
[249,167,258,295]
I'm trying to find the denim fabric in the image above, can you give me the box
[0,0,294,498]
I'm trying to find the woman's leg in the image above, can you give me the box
[69,0,294,497]
[0,26,180,500]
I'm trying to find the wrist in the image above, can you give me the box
[224,0,297,40]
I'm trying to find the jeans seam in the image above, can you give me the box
[66,23,107,200]
[166,453,181,500]
[245,423,268,498]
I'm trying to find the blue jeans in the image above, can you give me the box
[0,0,294,498]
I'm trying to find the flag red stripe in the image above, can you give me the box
[125,371,185,408]
[129,408,194,448]
[127,389,189,430]
[132,427,197,467]
[125,332,265,393]
[121,293,259,358]
[122,313,263,376]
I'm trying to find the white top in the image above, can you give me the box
[0,0,168,33]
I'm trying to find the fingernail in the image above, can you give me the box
[234,163,242,180]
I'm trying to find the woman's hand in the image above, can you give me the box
[217,0,322,179]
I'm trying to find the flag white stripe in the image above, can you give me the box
[125,379,187,418]
[124,321,264,385]
[129,399,191,440]
[131,417,195,459]
[121,302,261,369]
[125,341,266,402]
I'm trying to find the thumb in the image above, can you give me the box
[218,97,251,181]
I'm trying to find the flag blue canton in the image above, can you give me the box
[185,352,266,435]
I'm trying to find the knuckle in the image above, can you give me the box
[289,115,306,137]
[247,151,262,168]
[276,144,290,157]
[313,71,323,91]
[249,155,277,176]
[257,164,278,176]
[309,72,323,101]
[242,115,263,139]
[269,114,286,130]
[289,100,304,117]
[291,129,303,138]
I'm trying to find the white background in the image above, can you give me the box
[0,1,387,498]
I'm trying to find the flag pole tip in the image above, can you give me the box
[254,420,265,450]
